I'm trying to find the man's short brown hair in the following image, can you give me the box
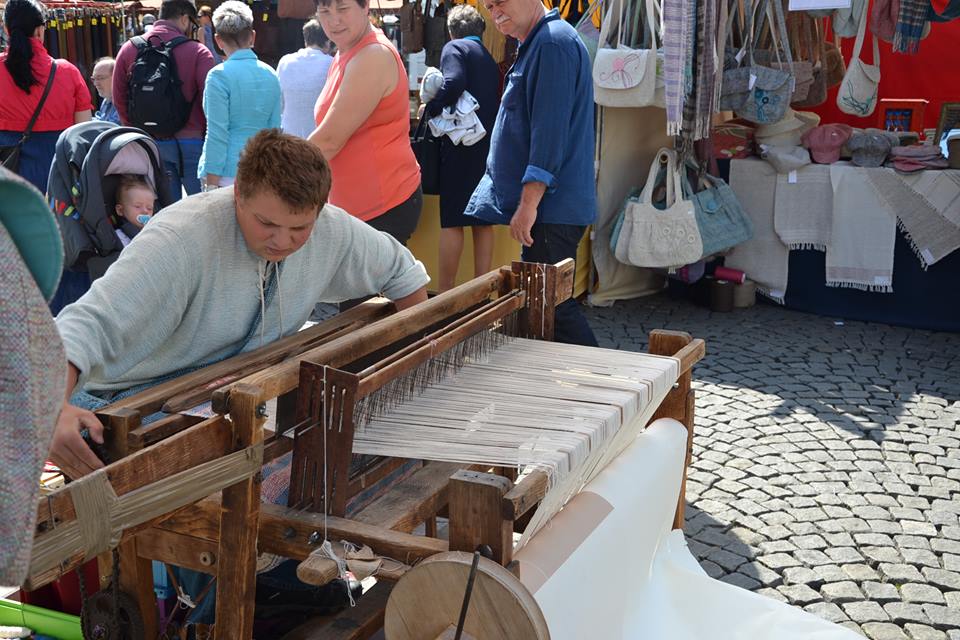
[235,129,332,212]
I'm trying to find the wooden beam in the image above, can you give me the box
[280,581,394,640]
[127,413,204,452]
[102,301,388,416]
[96,406,138,462]
[212,270,505,410]
[501,471,549,521]
[136,528,218,575]
[214,384,264,640]
[156,499,448,566]
[647,330,700,531]
[353,462,462,532]
[448,470,513,565]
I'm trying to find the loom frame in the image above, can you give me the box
[23,260,704,640]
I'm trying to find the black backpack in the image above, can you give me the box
[127,35,193,139]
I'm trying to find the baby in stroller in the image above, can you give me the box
[112,175,156,247]
[48,120,173,312]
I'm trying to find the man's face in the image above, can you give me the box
[235,188,318,262]
[481,0,538,40]
[91,63,112,99]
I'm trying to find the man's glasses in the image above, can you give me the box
[91,75,111,82]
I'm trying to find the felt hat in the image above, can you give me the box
[0,167,63,301]
[847,132,894,168]
[755,109,822,147]
[802,124,854,164]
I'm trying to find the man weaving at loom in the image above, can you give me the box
[50,129,429,480]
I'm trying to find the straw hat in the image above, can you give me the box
[755,109,821,147]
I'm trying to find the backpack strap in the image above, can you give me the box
[164,35,191,51]
[19,62,58,145]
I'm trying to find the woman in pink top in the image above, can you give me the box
[310,0,422,246]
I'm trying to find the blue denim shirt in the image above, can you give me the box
[465,9,596,226]
[93,98,120,125]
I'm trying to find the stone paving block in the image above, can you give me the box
[921,568,960,591]
[778,583,823,606]
[944,591,960,609]
[700,559,724,579]
[885,603,933,625]
[755,587,788,603]
[843,563,881,581]
[902,521,940,537]
[865,546,905,565]
[828,547,868,564]
[719,572,761,591]
[863,582,902,603]
[943,554,960,571]
[759,553,802,570]
[900,584,946,605]
[880,564,926,583]
[862,623,910,640]
[903,624,948,640]
[815,564,852,584]
[783,566,822,586]
[708,549,748,573]
[896,536,933,550]
[844,601,892,624]
[922,605,960,631]
[821,581,866,603]
[796,549,835,566]
[901,549,942,569]
[805,601,850,624]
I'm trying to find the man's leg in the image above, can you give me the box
[178,139,204,196]
[521,224,598,347]
[155,140,184,202]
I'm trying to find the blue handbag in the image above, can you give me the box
[682,171,754,258]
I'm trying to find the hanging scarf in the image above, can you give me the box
[694,0,719,139]
[677,0,699,140]
[663,0,689,134]
[893,0,931,53]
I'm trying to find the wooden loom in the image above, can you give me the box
[24,260,705,639]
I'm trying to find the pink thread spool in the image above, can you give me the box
[714,266,746,284]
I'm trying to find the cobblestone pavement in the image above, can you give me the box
[585,293,960,640]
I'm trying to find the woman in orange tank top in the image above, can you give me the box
[309,0,422,246]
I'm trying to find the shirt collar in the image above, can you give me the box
[228,48,258,61]
[463,35,483,43]
[518,8,559,50]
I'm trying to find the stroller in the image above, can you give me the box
[47,120,173,281]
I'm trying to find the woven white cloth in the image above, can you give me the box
[825,164,896,292]
[773,164,833,251]
[868,168,960,269]
[898,170,960,229]
[726,159,789,303]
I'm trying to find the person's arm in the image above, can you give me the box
[268,72,282,129]
[112,44,133,124]
[48,362,105,479]
[71,62,94,124]
[394,286,428,310]
[510,43,578,245]
[425,43,468,118]
[307,44,397,160]
[200,71,229,185]
[74,110,92,123]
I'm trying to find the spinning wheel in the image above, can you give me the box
[385,552,550,640]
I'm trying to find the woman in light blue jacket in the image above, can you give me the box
[198,1,280,189]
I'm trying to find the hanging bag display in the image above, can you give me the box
[0,63,57,173]
[614,148,703,269]
[836,0,880,117]
[791,14,827,107]
[832,0,866,37]
[682,168,754,257]
[822,26,846,87]
[400,0,426,55]
[753,0,812,104]
[593,0,659,107]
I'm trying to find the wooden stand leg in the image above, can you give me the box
[447,470,513,565]
[648,330,696,531]
[118,537,158,637]
[214,384,264,639]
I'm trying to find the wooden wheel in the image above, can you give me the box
[385,552,550,640]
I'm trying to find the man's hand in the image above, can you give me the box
[510,203,537,247]
[49,404,106,479]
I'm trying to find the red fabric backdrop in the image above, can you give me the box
[811,5,960,132]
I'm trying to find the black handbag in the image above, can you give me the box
[411,115,441,196]
[1,62,58,173]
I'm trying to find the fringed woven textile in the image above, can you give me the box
[725,159,790,303]
[893,0,931,53]
[663,0,690,134]
[868,168,960,269]
[825,165,896,292]
[693,0,720,140]
[773,164,832,251]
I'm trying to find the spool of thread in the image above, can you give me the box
[714,266,746,284]
[733,279,757,308]
[709,279,734,312]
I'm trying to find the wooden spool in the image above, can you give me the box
[384,551,550,640]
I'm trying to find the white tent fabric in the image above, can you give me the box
[515,418,860,640]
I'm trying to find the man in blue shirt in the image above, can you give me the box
[90,58,120,125]
[465,0,597,346]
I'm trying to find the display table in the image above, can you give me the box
[721,159,960,332]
